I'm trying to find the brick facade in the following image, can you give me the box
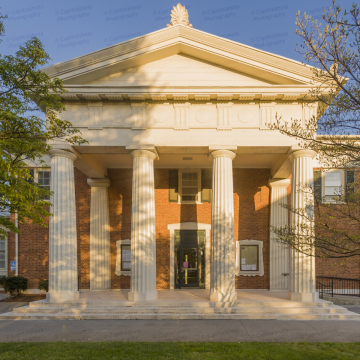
[4,167,360,290]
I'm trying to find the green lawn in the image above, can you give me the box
[0,342,359,360]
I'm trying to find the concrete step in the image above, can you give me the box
[13,306,349,315]
[1,312,360,321]
[28,300,332,308]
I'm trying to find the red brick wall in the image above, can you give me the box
[6,167,360,291]
[108,169,132,290]
[75,169,91,290]
[7,212,49,289]
[234,169,271,289]
[313,168,360,279]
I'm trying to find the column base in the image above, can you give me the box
[210,291,237,302]
[46,291,80,303]
[288,291,319,302]
[128,291,158,301]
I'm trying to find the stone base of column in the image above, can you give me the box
[128,291,158,301]
[288,291,319,302]
[210,291,237,302]
[46,291,80,303]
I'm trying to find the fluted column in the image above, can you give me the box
[288,149,318,302]
[87,178,111,290]
[269,179,290,290]
[128,150,157,301]
[47,149,79,303]
[209,149,237,302]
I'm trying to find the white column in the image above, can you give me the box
[87,178,111,290]
[288,149,318,302]
[209,149,237,302]
[269,179,290,290]
[47,149,79,303]
[128,150,158,301]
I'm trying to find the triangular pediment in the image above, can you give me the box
[84,54,274,87]
[43,25,317,91]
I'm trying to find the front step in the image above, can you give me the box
[12,306,349,315]
[1,312,360,321]
[28,300,333,308]
[2,298,360,321]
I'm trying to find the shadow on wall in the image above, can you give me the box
[234,169,271,289]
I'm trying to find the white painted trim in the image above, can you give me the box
[168,222,211,289]
[0,236,8,277]
[115,239,131,276]
[236,240,264,277]
[321,168,346,204]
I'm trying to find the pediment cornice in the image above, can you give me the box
[43,25,316,86]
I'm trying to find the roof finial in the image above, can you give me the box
[167,3,192,28]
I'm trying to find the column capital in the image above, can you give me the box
[209,149,236,161]
[129,149,157,160]
[48,149,77,161]
[87,178,110,188]
[288,149,316,161]
[268,178,291,188]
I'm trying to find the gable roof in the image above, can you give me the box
[42,24,319,100]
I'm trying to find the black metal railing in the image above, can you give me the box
[316,276,360,298]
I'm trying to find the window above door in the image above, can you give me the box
[168,169,212,204]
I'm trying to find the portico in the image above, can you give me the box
[42,5,321,305]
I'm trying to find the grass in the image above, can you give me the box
[0,342,359,359]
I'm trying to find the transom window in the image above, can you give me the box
[179,170,201,204]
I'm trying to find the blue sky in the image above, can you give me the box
[1,0,354,66]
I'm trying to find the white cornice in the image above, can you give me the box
[43,25,319,86]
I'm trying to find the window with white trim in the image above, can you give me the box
[179,170,201,204]
[115,239,131,276]
[314,169,355,203]
[236,240,264,276]
[0,238,7,277]
[0,241,5,269]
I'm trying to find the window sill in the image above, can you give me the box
[115,271,131,277]
[237,272,264,277]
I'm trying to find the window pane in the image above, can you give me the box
[181,172,198,202]
[240,245,258,271]
[0,251,5,269]
[121,245,131,271]
[38,171,51,186]
[325,186,341,196]
[0,241,5,250]
[313,171,322,200]
[325,172,341,186]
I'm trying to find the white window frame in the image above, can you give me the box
[115,239,131,276]
[33,168,51,184]
[236,240,264,277]
[321,169,346,204]
[0,235,8,278]
[178,169,202,204]
[33,168,51,201]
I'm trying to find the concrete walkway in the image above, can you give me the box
[0,318,360,342]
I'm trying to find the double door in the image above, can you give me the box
[175,230,205,289]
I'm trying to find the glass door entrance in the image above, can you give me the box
[180,247,199,287]
[175,230,205,289]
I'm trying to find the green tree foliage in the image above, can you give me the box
[0,11,85,241]
[272,2,360,258]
